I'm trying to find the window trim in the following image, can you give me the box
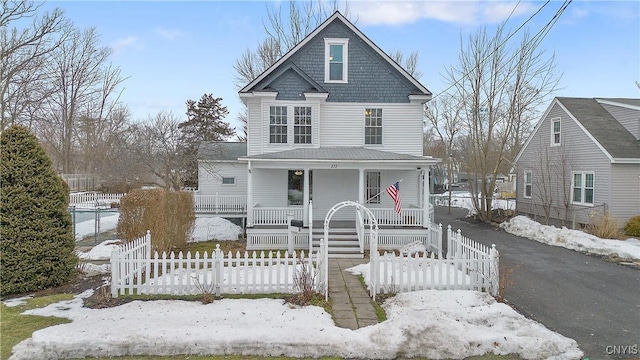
[324,38,349,83]
[551,117,561,147]
[571,171,595,206]
[269,105,288,144]
[365,171,381,204]
[293,106,312,144]
[364,107,383,146]
[523,171,532,199]
[266,103,315,147]
[221,177,236,186]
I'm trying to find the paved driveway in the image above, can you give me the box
[435,207,640,360]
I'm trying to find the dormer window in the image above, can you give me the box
[324,38,348,83]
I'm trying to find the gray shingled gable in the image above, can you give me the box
[199,141,247,161]
[240,11,431,102]
[597,98,640,107]
[558,97,640,159]
[241,147,433,161]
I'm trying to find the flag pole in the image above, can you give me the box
[365,178,403,204]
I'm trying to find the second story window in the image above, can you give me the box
[551,117,561,146]
[269,106,287,144]
[324,38,348,83]
[524,171,532,198]
[294,107,312,144]
[365,108,383,145]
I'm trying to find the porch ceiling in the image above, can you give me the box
[239,147,440,167]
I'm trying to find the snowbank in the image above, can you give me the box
[433,191,515,216]
[501,216,640,260]
[10,290,581,360]
[190,217,242,242]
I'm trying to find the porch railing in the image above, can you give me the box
[366,208,424,227]
[253,207,304,226]
[194,194,246,213]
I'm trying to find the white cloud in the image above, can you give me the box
[352,1,537,26]
[155,27,185,41]
[109,36,141,54]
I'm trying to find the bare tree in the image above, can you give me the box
[35,27,126,173]
[389,51,423,80]
[1,0,71,129]
[130,112,185,191]
[424,94,464,212]
[446,26,560,222]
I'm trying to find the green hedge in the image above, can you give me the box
[0,125,77,296]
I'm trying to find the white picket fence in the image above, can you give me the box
[369,226,499,298]
[110,233,324,297]
[69,192,125,209]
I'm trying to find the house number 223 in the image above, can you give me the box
[330,164,338,169]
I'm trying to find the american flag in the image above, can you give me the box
[386,181,401,214]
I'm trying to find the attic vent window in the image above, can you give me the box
[324,38,348,83]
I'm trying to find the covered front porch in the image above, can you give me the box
[242,148,438,227]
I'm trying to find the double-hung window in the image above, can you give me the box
[572,171,594,205]
[366,171,381,204]
[294,106,312,144]
[551,118,561,146]
[221,177,235,185]
[269,106,287,144]
[324,38,348,83]
[365,108,383,145]
[524,171,532,199]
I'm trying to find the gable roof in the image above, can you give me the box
[258,63,326,93]
[514,97,640,164]
[239,11,430,96]
[199,141,247,161]
[556,97,640,160]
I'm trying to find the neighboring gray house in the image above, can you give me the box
[514,97,640,228]
[196,11,440,256]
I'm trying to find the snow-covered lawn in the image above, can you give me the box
[501,216,640,260]
[433,191,515,216]
[8,289,582,360]
[74,213,119,240]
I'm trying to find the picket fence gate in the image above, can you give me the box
[111,233,325,298]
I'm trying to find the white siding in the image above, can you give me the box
[252,169,288,207]
[198,162,247,197]
[246,98,424,157]
[319,102,424,156]
[312,169,359,220]
[517,102,612,226]
[610,164,640,224]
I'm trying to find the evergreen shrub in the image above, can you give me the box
[624,216,640,237]
[0,125,77,296]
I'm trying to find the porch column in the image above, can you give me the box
[247,161,253,227]
[358,169,365,205]
[303,168,310,226]
[422,168,430,227]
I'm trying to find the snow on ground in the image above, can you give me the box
[501,216,640,260]
[77,240,122,260]
[9,289,582,360]
[74,213,119,241]
[190,216,242,242]
[79,263,111,277]
[433,191,515,216]
[2,295,33,307]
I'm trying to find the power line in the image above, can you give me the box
[431,0,551,101]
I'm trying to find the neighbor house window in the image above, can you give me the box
[294,106,312,144]
[365,108,383,145]
[551,118,561,146]
[524,171,532,199]
[269,106,287,144]
[572,172,594,205]
[366,171,381,204]
[324,38,348,83]
[221,177,235,185]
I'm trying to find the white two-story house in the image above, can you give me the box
[197,11,440,256]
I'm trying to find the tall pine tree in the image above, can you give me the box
[178,94,235,187]
[1,125,77,295]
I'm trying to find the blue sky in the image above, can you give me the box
[40,1,639,133]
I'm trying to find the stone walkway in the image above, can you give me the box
[328,258,379,329]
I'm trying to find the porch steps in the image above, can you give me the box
[310,228,363,259]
